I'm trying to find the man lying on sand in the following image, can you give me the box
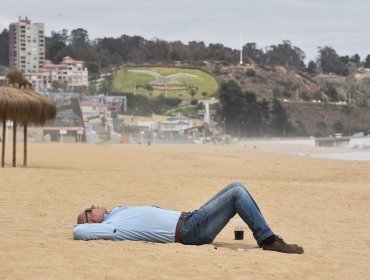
[73,182,304,254]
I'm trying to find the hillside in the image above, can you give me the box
[282,101,370,136]
[208,63,320,100]
[111,63,322,101]
[202,63,370,135]
[112,66,218,99]
[108,62,370,136]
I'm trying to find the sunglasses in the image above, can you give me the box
[84,208,92,223]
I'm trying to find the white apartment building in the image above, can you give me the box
[9,17,45,73]
[25,56,89,91]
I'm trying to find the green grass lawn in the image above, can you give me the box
[112,67,219,99]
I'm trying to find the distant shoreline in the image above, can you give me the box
[242,138,370,161]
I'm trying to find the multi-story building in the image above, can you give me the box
[8,17,45,73]
[25,56,89,91]
[8,18,88,92]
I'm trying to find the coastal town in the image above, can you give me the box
[1,4,370,280]
[1,18,370,150]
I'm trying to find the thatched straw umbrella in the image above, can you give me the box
[0,85,30,167]
[0,71,56,167]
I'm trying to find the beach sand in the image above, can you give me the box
[1,142,369,279]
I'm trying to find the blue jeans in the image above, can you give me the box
[180,182,274,245]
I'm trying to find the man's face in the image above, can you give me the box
[84,205,108,223]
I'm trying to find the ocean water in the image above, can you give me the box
[310,152,370,161]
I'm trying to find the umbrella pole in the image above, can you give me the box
[12,120,17,167]
[1,114,5,168]
[23,123,27,167]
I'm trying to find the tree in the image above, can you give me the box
[243,91,262,136]
[269,99,290,136]
[219,81,263,136]
[243,43,264,64]
[350,54,361,67]
[188,87,197,100]
[143,39,170,62]
[322,82,339,102]
[317,46,348,75]
[70,28,89,46]
[188,41,207,61]
[219,81,247,134]
[307,60,318,74]
[264,40,306,70]
[207,43,237,62]
[45,30,69,63]
[364,55,370,68]
[259,99,270,136]
[169,41,189,61]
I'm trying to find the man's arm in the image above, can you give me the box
[73,223,117,241]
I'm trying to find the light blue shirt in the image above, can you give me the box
[73,206,181,243]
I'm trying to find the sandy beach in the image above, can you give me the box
[1,142,369,279]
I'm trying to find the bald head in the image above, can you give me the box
[76,205,108,224]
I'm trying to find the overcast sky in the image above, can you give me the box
[1,0,370,62]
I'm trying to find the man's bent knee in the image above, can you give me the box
[229,182,248,192]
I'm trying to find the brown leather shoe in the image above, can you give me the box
[262,236,304,254]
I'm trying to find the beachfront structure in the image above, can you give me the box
[159,116,192,134]
[24,56,89,91]
[43,97,85,143]
[135,116,192,134]
[9,17,45,73]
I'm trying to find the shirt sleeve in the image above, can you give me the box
[73,223,117,241]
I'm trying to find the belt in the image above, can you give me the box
[175,212,188,243]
